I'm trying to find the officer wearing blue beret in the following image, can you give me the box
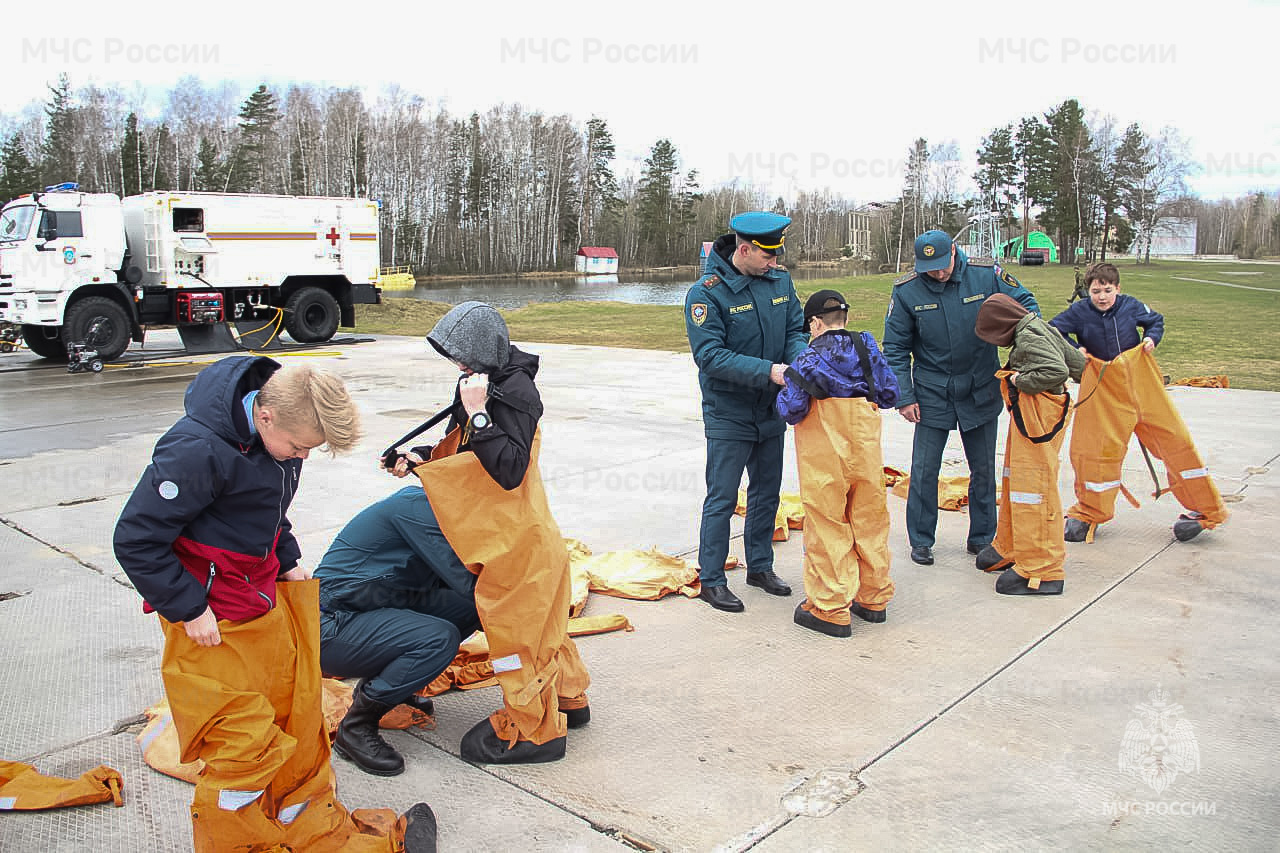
[685,212,808,612]
[882,230,1039,566]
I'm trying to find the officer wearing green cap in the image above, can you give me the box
[882,229,1039,566]
[685,211,807,612]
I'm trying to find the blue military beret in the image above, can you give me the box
[730,211,791,254]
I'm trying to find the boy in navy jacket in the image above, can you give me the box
[1049,263,1227,543]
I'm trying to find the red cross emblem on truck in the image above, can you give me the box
[325,227,341,245]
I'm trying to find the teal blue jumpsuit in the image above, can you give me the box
[685,234,808,586]
[882,250,1038,551]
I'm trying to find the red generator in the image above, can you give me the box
[176,291,225,324]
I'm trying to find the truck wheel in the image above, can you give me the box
[64,297,131,362]
[21,325,67,360]
[284,286,340,343]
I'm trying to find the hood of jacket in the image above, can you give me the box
[493,344,539,385]
[183,356,279,446]
[428,301,511,373]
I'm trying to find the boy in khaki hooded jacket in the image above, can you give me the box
[973,295,1084,595]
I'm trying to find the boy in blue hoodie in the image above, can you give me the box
[777,290,900,637]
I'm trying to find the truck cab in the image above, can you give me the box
[0,185,133,359]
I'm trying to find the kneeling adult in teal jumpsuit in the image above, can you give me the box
[882,230,1039,565]
[684,212,808,613]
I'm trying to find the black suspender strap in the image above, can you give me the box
[1005,377,1070,444]
[850,332,878,403]
[784,366,830,400]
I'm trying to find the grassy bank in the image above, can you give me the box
[354,259,1280,391]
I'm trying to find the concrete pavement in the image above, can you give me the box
[1,332,1276,851]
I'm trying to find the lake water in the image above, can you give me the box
[387,266,863,309]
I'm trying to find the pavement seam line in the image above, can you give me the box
[1,516,107,575]
[401,728,633,847]
[730,540,1180,852]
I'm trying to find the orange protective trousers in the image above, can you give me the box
[989,371,1071,582]
[417,429,590,746]
[794,397,894,624]
[0,760,122,810]
[1067,345,1227,528]
[160,580,402,853]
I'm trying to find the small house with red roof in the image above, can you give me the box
[574,246,619,274]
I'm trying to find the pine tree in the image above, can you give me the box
[1040,98,1094,262]
[228,84,280,193]
[120,112,146,196]
[1,134,39,202]
[463,112,490,227]
[150,124,174,191]
[1013,117,1053,256]
[578,117,618,247]
[975,124,1017,229]
[678,169,701,256]
[636,138,679,264]
[42,74,79,186]
[1114,123,1152,256]
[193,136,224,191]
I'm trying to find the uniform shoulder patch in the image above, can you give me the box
[968,256,995,267]
[701,274,720,289]
[998,268,1021,287]
[893,271,917,286]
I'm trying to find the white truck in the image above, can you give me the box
[0,183,382,361]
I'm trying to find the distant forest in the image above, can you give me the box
[1,75,1277,273]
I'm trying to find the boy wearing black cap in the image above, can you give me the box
[777,291,900,636]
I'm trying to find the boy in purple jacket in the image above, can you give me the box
[777,290,900,637]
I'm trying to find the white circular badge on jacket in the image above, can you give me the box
[158,481,179,500]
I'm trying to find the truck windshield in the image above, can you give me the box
[0,205,35,242]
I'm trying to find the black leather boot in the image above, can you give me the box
[746,570,792,596]
[333,683,405,776]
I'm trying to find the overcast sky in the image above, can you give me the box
[5,0,1277,204]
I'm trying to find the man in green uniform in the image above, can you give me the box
[685,212,808,612]
[882,230,1039,566]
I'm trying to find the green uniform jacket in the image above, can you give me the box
[882,250,1038,431]
[1008,314,1086,395]
[685,235,808,440]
